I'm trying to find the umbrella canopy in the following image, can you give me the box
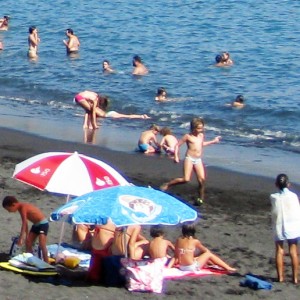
[12,151,129,196]
[51,186,197,227]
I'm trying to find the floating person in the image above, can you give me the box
[63,28,80,54]
[137,124,161,154]
[175,223,236,272]
[0,16,9,31]
[102,60,115,73]
[270,174,300,284]
[28,26,40,59]
[160,117,221,204]
[74,90,151,129]
[2,196,49,263]
[160,127,178,156]
[132,55,148,75]
[155,87,167,102]
[226,95,245,108]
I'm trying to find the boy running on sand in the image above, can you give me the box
[3,196,49,263]
[160,117,221,204]
[149,225,175,268]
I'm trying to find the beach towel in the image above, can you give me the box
[121,257,166,293]
[163,265,228,279]
[10,253,55,271]
[240,274,273,290]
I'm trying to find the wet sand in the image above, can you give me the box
[0,127,299,300]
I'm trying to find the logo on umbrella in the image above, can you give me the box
[119,195,162,223]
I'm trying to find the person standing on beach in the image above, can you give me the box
[270,174,300,284]
[160,117,221,204]
[63,28,80,54]
[2,196,49,263]
[132,55,148,75]
[28,26,40,59]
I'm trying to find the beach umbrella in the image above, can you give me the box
[50,185,197,227]
[12,151,129,197]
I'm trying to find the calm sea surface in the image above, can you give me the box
[0,0,299,180]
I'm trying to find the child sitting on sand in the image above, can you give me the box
[149,225,175,268]
[138,124,161,154]
[175,223,236,272]
[160,127,178,156]
[2,196,49,263]
[270,174,300,284]
[160,117,221,204]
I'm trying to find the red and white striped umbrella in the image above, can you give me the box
[12,151,129,196]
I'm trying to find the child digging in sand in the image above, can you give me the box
[160,127,178,156]
[138,124,161,154]
[270,174,300,284]
[175,223,236,272]
[149,225,175,268]
[160,117,221,204]
[2,196,49,263]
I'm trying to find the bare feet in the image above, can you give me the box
[160,183,169,191]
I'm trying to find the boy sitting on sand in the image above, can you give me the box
[149,225,175,268]
[175,223,236,272]
[138,124,161,154]
[2,196,49,263]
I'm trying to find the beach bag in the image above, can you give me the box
[102,255,126,287]
[121,257,166,293]
[9,236,41,258]
[240,274,273,290]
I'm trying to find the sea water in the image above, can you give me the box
[0,0,299,181]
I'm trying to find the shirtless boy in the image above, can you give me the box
[28,26,40,59]
[161,117,221,204]
[3,196,49,263]
[0,16,9,31]
[149,225,175,268]
[63,28,80,54]
[160,127,178,156]
[132,55,149,75]
[138,124,161,154]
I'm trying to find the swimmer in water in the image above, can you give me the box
[226,95,245,108]
[132,55,149,75]
[155,87,167,102]
[63,28,80,54]
[215,52,233,67]
[28,26,40,59]
[0,16,9,31]
[102,60,115,73]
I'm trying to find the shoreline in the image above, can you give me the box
[0,113,299,183]
[0,126,300,299]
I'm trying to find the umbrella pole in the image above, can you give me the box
[55,194,71,262]
[124,227,128,258]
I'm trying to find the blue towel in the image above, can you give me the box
[240,274,273,290]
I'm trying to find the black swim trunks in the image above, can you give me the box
[30,220,49,235]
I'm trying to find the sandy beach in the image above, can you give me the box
[0,127,299,300]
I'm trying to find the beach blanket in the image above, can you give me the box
[10,253,56,271]
[47,244,91,269]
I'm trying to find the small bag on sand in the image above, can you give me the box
[9,236,41,258]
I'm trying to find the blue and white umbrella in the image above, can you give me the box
[51,186,197,227]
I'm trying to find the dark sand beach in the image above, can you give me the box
[0,127,299,300]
